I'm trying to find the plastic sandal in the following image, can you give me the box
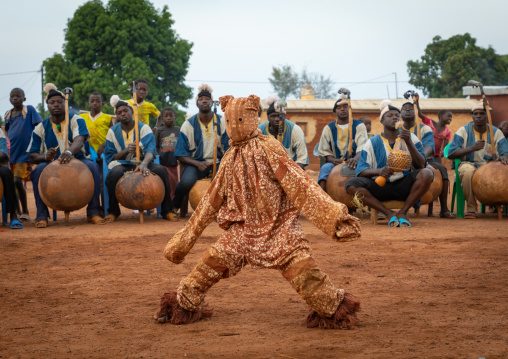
[464,212,477,219]
[388,216,399,227]
[10,219,23,229]
[398,218,412,227]
[87,216,106,225]
[165,213,180,222]
[104,214,117,223]
[35,220,48,228]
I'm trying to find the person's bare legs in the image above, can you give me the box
[346,186,396,220]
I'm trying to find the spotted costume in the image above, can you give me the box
[157,95,361,329]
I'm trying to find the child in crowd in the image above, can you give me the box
[80,93,112,158]
[4,88,42,221]
[155,107,180,199]
[358,116,374,138]
[500,121,508,139]
[127,79,160,128]
[417,103,452,164]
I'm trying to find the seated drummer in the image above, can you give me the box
[172,84,229,212]
[0,128,22,229]
[103,96,179,223]
[258,95,308,170]
[28,85,104,228]
[345,100,433,227]
[317,94,368,190]
[401,97,455,218]
[447,101,508,219]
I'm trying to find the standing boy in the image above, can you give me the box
[80,92,112,157]
[155,107,180,199]
[4,88,41,221]
[127,79,160,128]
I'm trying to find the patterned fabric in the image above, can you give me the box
[317,119,368,160]
[80,112,112,152]
[174,114,230,162]
[126,99,160,126]
[258,119,309,166]
[356,133,425,183]
[27,115,89,159]
[163,95,361,317]
[104,121,156,170]
[448,122,508,167]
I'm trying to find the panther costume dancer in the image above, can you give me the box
[155,95,361,329]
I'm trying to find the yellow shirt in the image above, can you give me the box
[127,99,160,126]
[81,112,112,152]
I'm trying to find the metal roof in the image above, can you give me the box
[462,86,508,96]
[260,98,480,113]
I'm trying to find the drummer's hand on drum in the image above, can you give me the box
[498,155,508,165]
[399,128,411,144]
[197,161,211,172]
[379,166,394,178]
[127,142,137,154]
[345,157,358,169]
[332,158,343,166]
[58,150,73,164]
[135,162,151,177]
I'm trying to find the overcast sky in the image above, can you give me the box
[1,0,507,117]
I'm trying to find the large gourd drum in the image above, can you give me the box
[116,172,165,211]
[325,164,355,209]
[421,165,442,205]
[472,161,508,206]
[38,159,94,219]
[189,178,212,211]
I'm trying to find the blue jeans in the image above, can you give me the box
[31,158,101,222]
[173,164,217,209]
[318,162,335,183]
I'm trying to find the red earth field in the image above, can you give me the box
[1,181,507,358]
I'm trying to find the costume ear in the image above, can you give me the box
[245,95,260,111]
[220,95,234,112]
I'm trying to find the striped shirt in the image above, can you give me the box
[259,119,309,166]
[104,121,156,170]
[317,119,368,160]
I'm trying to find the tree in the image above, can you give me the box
[268,65,335,100]
[44,0,193,126]
[407,33,508,98]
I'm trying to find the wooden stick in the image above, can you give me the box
[132,83,140,163]
[482,94,497,158]
[64,94,69,151]
[413,95,421,140]
[212,113,218,178]
[347,98,354,158]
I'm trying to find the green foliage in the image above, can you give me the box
[36,103,49,120]
[407,33,508,98]
[0,115,4,127]
[43,0,193,125]
[268,65,335,100]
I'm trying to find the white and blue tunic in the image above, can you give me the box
[174,114,229,162]
[104,121,156,170]
[27,115,89,159]
[356,133,426,183]
[258,119,309,166]
[408,123,435,158]
[448,122,508,168]
[317,119,368,160]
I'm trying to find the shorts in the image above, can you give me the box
[345,169,430,202]
[10,163,28,179]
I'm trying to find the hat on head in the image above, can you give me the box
[110,95,133,113]
[401,101,413,108]
[379,99,400,121]
[195,83,213,104]
[332,94,348,113]
[266,94,286,116]
[44,83,65,103]
[471,100,486,112]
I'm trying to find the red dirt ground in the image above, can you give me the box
[1,182,507,358]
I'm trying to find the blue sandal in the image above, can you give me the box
[10,219,23,229]
[388,216,399,227]
[398,218,412,228]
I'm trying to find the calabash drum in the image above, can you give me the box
[189,179,212,211]
[38,159,94,224]
[325,164,355,208]
[421,165,442,205]
[472,161,508,206]
[116,171,165,211]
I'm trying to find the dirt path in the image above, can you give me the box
[1,183,507,358]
